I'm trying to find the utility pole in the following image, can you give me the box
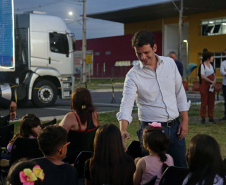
[178,0,186,80]
[82,0,86,83]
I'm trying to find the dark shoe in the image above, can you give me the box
[221,116,226,121]
[201,118,205,124]
[209,118,216,124]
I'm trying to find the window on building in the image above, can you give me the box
[103,63,105,73]
[201,18,226,36]
[105,51,111,55]
[95,52,100,56]
[49,32,69,54]
[114,61,131,66]
[200,51,226,69]
[96,63,99,75]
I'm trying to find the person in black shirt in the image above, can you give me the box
[0,96,17,120]
[33,125,78,185]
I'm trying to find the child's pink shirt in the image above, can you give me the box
[141,154,174,185]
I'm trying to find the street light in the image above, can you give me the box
[64,11,74,21]
[68,11,73,16]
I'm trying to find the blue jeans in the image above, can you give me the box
[137,119,187,168]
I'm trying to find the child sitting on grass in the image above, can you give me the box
[33,125,78,185]
[7,113,42,152]
[7,160,44,185]
[133,123,174,185]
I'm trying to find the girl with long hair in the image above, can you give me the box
[59,87,99,132]
[7,113,42,152]
[183,134,226,185]
[84,123,135,185]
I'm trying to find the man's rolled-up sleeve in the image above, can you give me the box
[116,73,137,124]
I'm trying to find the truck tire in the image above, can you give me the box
[32,80,57,107]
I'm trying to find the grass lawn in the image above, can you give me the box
[12,103,226,158]
[73,78,124,89]
[97,103,226,158]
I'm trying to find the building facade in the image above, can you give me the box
[75,32,162,78]
[87,0,226,78]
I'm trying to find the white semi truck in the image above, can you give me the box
[0,0,75,107]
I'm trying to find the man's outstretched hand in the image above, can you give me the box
[121,130,130,151]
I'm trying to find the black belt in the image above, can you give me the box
[140,118,178,127]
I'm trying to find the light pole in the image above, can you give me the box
[82,0,87,83]
[183,40,188,64]
[183,39,188,80]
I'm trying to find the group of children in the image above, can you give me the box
[5,88,226,185]
[6,120,226,185]
[6,114,78,185]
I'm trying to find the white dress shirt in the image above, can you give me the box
[116,54,189,124]
[220,60,226,86]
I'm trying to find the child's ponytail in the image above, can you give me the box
[159,153,168,173]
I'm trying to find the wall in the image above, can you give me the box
[75,32,162,78]
[124,10,226,78]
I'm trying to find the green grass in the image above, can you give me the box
[12,103,226,158]
[98,103,226,158]
[74,78,124,89]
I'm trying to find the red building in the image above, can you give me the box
[75,32,162,78]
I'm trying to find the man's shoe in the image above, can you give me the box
[221,116,226,121]
[209,118,216,124]
[201,118,205,124]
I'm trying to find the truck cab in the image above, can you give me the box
[0,9,75,107]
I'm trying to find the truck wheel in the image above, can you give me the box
[32,80,57,107]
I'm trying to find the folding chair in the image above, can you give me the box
[41,118,57,129]
[64,126,99,163]
[126,140,142,159]
[159,166,189,185]
[74,151,93,178]
[0,123,14,185]
[143,175,157,185]
[9,138,43,166]
[0,115,10,128]
[0,123,14,148]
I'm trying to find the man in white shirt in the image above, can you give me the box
[220,49,226,120]
[116,30,189,167]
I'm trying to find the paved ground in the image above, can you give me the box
[0,87,224,122]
